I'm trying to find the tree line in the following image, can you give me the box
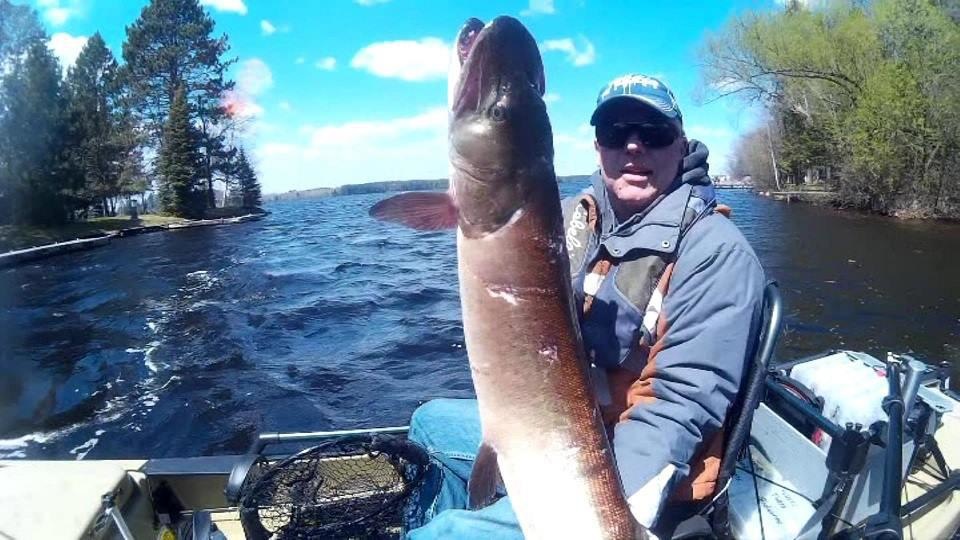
[700,0,960,218]
[0,0,262,226]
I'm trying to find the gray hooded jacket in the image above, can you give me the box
[563,140,765,525]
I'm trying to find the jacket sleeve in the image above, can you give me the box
[613,239,765,527]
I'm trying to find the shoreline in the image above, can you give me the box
[0,211,267,269]
[756,190,960,223]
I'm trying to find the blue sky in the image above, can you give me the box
[34,0,780,194]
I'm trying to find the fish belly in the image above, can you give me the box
[457,218,636,539]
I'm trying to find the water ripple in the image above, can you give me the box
[2,187,959,459]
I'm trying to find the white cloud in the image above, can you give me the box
[295,56,306,65]
[199,0,247,15]
[544,93,560,104]
[255,107,448,191]
[36,0,79,26]
[302,107,445,148]
[521,0,555,16]
[237,58,273,95]
[45,7,71,25]
[355,0,391,5]
[351,38,449,81]
[261,142,300,157]
[547,122,602,176]
[709,76,750,94]
[250,120,279,136]
[47,32,88,70]
[685,125,733,140]
[222,58,273,118]
[239,101,265,117]
[541,37,596,67]
[553,132,592,149]
[684,125,735,175]
[315,57,337,71]
[260,20,276,36]
[278,101,292,111]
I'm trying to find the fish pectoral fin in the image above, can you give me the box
[715,203,733,218]
[467,441,503,510]
[368,192,459,230]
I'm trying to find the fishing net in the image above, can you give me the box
[237,434,432,540]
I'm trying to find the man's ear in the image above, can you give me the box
[594,139,601,152]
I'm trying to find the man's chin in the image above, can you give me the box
[611,184,655,213]
[614,181,654,199]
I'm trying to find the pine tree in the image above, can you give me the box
[122,0,235,208]
[112,65,149,211]
[158,86,202,218]
[218,145,240,205]
[118,146,149,200]
[0,42,71,225]
[235,148,261,209]
[65,33,130,216]
[0,1,46,78]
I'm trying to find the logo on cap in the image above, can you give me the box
[591,73,681,125]
[601,74,664,97]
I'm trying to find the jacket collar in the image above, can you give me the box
[589,140,714,258]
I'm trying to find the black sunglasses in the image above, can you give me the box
[595,122,679,150]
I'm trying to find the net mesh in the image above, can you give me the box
[238,434,431,540]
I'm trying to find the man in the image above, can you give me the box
[406,74,765,539]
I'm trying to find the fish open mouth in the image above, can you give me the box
[452,18,486,116]
[457,18,484,66]
[452,17,545,117]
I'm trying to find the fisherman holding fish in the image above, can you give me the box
[372,17,764,540]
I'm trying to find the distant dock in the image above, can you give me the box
[758,190,838,203]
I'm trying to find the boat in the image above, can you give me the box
[1,347,956,540]
[724,350,960,539]
[0,426,418,539]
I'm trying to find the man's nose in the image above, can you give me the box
[624,133,645,154]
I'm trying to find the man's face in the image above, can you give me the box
[594,102,686,219]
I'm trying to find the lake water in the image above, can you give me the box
[2,184,958,459]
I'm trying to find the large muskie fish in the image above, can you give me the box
[370,16,644,539]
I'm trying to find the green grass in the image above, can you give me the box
[1,207,265,253]
[0,214,185,252]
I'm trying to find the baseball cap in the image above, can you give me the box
[589,74,682,126]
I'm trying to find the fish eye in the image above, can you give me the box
[489,104,507,122]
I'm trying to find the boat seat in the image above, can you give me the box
[0,459,138,539]
[144,455,247,512]
[143,454,241,476]
[664,280,784,540]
